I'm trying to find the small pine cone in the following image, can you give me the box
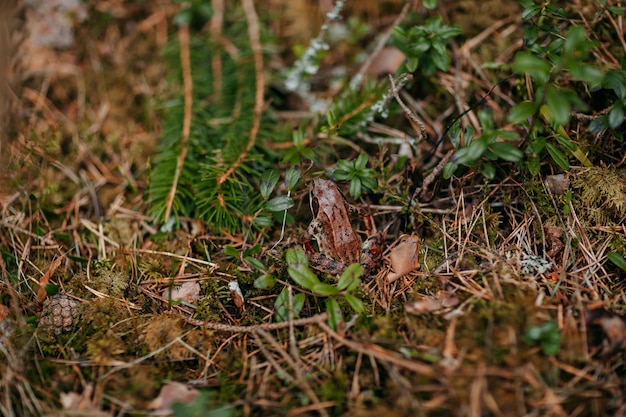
[39,294,81,334]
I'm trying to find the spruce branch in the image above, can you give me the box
[216,0,264,190]
[164,23,193,223]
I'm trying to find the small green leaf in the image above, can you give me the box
[337,263,362,291]
[245,256,266,271]
[527,156,541,176]
[265,196,294,212]
[349,177,362,200]
[423,0,438,9]
[512,52,551,84]
[453,136,489,166]
[509,101,538,123]
[260,170,280,200]
[603,70,626,99]
[545,143,570,170]
[344,293,364,314]
[254,273,276,289]
[286,246,308,266]
[288,264,320,290]
[312,282,340,296]
[407,57,419,73]
[480,163,495,180]
[223,245,239,257]
[443,161,458,179]
[292,127,304,147]
[274,287,305,322]
[253,216,273,227]
[564,26,587,54]
[355,153,369,169]
[522,4,541,20]
[489,142,524,162]
[590,115,610,134]
[545,86,571,126]
[555,134,576,152]
[609,103,625,128]
[326,298,343,330]
[607,252,626,271]
[45,284,59,296]
[285,168,301,191]
[578,65,604,87]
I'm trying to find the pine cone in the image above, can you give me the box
[39,294,81,334]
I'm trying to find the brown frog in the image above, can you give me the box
[306,178,382,277]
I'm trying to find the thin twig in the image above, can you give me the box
[181,312,329,333]
[388,74,426,143]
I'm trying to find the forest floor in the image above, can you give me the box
[1,1,626,416]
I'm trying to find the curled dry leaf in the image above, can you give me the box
[229,281,245,312]
[386,235,420,283]
[163,281,201,305]
[405,291,459,316]
[148,382,199,412]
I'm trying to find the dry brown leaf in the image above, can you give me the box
[148,382,199,412]
[386,235,420,283]
[162,281,201,305]
[405,291,459,315]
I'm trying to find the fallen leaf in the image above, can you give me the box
[386,235,420,283]
[148,382,199,412]
[163,281,201,305]
[405,291,459,315]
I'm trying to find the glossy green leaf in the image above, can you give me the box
[326,298,343,330]
[545,143,570,170]
[245,256,265,271]
[545,86,571,126]
[344,293,364,314]
[337,263,362,291]
[312,282,340,296]
[509,101,538,123]
[260,170,280,200]
[609,103,625,128]
[512,52,551,84]
[265,196,294,212]
[423,0,438,9]
[254,273,276,289]
[480,163,495,180]
[564,26,587,54]
[223,245,239,257]
[285,167,301,191]
[489,142,524,162]
[286,246,308,266]
[607,252,626,271]
[443,161,458,179]
[288,264,319,290]
[603,70,626,99]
